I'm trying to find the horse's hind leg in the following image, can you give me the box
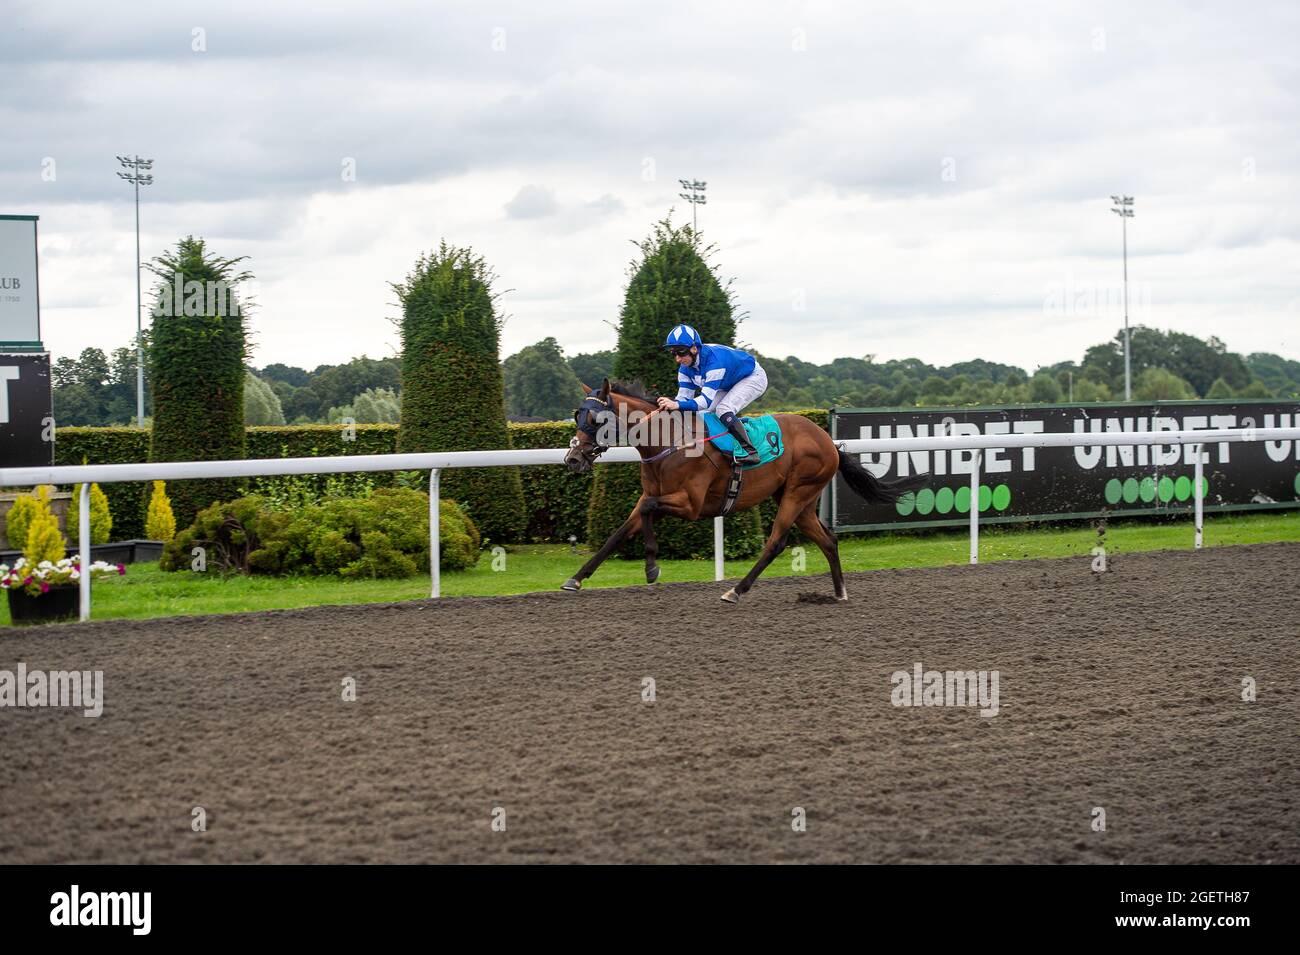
[641,502,661,584]
[721,492,808,603]
[794,505,847,600]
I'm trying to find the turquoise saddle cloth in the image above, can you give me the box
[700,413,785,469]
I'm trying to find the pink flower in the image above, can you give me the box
[39,581,50,594]
[117,564,126,575]
[23,577,32,587]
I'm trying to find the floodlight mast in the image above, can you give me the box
[117,155,154,427]
[678,179,707,235]
[1110,195,1135,401]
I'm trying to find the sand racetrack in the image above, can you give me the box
[2,541,1297,864]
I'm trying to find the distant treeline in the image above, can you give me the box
[51,325,1300,427]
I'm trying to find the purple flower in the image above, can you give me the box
[39,581,50,594]
[117,563,126,575]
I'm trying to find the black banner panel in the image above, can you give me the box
[831,401,1300,531]
[0,352,53,469]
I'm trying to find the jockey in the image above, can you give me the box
[655,324,769,465]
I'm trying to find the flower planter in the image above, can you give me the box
[0,540,164,566]
[6,583,80,626]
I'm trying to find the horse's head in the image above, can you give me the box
[565,379,613,474]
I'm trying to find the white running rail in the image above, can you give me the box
[2,426,1297,621]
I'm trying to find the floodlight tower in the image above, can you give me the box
[117,155,154,427]
[1110,194,1135,401]
[678,179,707,235]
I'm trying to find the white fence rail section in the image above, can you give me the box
[2,426,1298,622]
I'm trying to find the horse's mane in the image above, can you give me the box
[608,379,659,403]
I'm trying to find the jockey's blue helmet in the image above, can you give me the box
[663,324,702,349]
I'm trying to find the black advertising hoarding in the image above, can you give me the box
[831,401,1300,531]
[0,352,53,469]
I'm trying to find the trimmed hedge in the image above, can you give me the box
[55,427,151,540]
[394,243,526,544]
[146,237,250,530]
[51,410,831,552]
[509,421,593,543]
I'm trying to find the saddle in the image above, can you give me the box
[700,413,783,517]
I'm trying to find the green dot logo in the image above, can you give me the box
[1121,477,1139,503]
[1295,472,1300,497]
[935,486,955,514]
[914,487,935,515]
[1139,476,1156,503]
[955,485,971,513]
[977,484,992,512]
[1158,475,1174,503]
[1174,475,1192,501]
[896,492,916,516]
[992,484,1011,511]
[1104,478,1122,505]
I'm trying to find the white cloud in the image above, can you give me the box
[2,0,1297,373]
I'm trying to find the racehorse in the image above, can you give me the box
[563,378,926,602]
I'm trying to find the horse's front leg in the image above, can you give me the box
[561,497,644,591]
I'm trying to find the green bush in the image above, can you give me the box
[160,487,480,577]
[393,242,526,544]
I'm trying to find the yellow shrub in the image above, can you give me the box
[5,486,57,552]
[23,508,66,566]
[5,494,40,551]
[145,481,177,542]
[67,483,114,545]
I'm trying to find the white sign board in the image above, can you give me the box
[0,216,40,345]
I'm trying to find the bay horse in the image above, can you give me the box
[563,378,925,602]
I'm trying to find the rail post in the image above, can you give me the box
[714,516,724,581]
[970,449,982,565]
[430,469,440,597]
[1193,445,1204,549]
[79,481,91,621]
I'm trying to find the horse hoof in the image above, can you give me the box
[720,588,740,604]
[561,578,582,592]
[836,591,849,602]
[646,566,661,584]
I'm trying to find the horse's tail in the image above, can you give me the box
[836,445,927,504]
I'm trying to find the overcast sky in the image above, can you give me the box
[3,0,1297,374]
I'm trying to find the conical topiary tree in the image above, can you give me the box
[67,483,113,545]
[394,242,525,544]
[586,216,764,559]
[146,236,251,530]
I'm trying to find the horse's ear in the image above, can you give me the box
[599,377,611,398]
[580,382,593,396]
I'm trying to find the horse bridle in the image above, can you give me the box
[570,395,611,462]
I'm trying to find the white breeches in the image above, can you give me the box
[712,363,768,417]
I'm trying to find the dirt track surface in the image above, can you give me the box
[2,542,1297,864]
